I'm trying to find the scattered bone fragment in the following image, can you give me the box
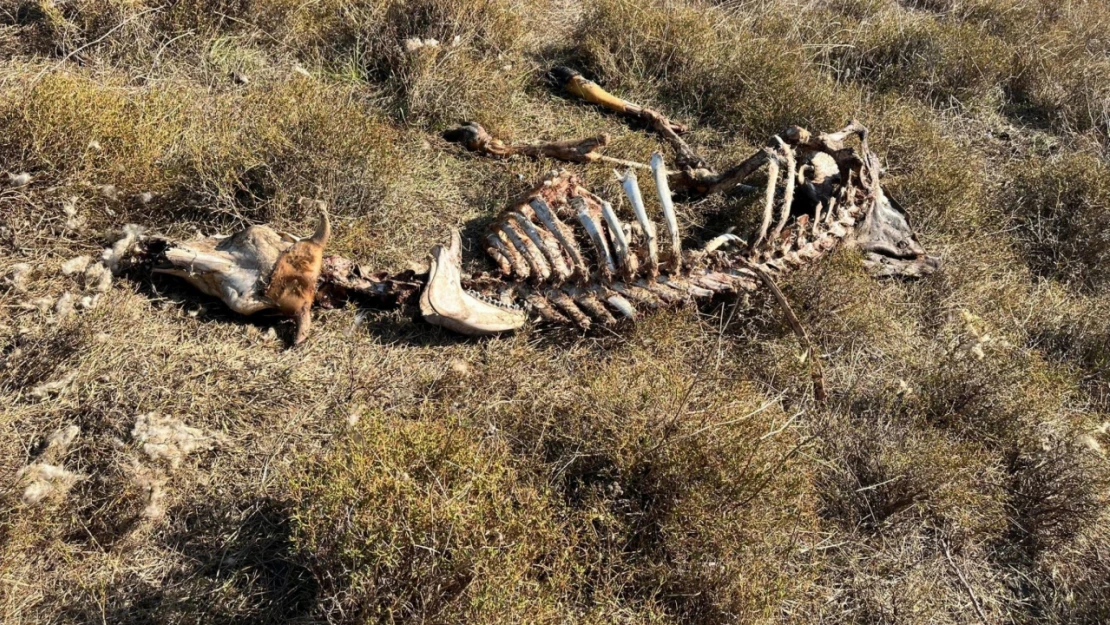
[132,413,223,470]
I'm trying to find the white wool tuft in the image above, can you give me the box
[102,224,145,273]
[128,461,169,520]
[84,262,113,293]
[4,263,32,291]
[61,255,91,276]
[63,197,86,231]
[8,172,31,188]
[17,463,83,505]
[46,424,81,453]
[132,413,223,470]
[403,37,440,53]
[30,372,76,400]
[23,297,54,313]
[54,291,75,320]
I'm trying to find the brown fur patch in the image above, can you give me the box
[265,240,325,316]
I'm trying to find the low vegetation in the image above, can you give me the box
[2,0,1108,623]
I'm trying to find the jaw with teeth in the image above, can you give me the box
[419,230,527,336]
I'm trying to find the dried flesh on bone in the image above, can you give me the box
[419,123,940,335]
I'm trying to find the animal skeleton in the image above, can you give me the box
[121,121,938,342]
[116,69,939,342]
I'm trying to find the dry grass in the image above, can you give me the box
[2,0,1109,623]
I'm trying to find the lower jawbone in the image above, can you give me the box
[419,230,527,336]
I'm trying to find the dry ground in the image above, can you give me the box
[1,0,1109,623]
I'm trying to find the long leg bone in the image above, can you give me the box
[650,152,682,273]
[444,121,650,170]
[618,169,660,278]
[549,67,705,170]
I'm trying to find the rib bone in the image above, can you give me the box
[618,169,659,277]
[499,222,550,282]
[528,198,588,280]
[509,212,571,283]
[752,151,780,252]
[771,137,796,243]
[600,200,636,278]
[650,152,682,272]
[571,197,616,280]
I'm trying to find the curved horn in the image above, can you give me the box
[310,207,331,247]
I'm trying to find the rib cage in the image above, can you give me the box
[466,128,878,330]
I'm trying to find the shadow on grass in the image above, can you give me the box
[55,498,321,625]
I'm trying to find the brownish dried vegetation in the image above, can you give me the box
[1,0,1108,623]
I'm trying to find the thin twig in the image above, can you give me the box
[944,541,990,625]
[596,155,650,170]
[743,260,828,402]
[641,398,779,458]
